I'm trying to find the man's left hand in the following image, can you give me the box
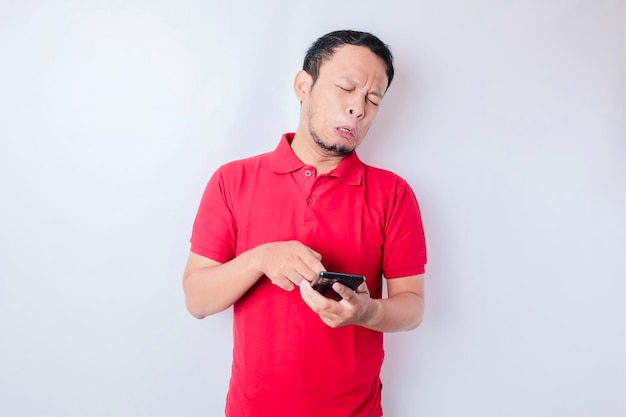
[299,280,379,328]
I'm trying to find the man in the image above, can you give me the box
[183,30,427,417]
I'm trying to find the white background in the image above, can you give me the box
[1,1,625,416]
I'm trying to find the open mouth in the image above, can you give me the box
[336,127,356,140]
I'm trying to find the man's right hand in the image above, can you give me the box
[254,241,325,291]
[183,240,325,318]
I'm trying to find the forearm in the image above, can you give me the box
[361,292,424,332]
[183,249,264,319]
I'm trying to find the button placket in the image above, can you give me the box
[302,167,317,217]
[303,167,315,206]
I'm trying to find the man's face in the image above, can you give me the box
[299,45,389,156]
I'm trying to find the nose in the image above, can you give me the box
[347,101,364,119]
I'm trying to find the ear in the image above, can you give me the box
[293,70,312,101]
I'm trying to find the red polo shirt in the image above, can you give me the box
[190,133,427,417]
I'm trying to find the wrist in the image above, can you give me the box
[362,298,383,328]
[243,244,268,276]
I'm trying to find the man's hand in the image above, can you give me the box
[255,241,325,291]
[299,280,381,328]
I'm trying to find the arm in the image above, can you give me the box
[299,273,425,332]
[183,241,325,319]
[183,250,263,319]
[360,274,425,331]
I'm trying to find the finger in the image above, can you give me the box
[275,276,295,291]
[294,243,324,273]
[332,282,351,300]
[307,247,322,261]
[355,281,369,294]
[295,259,325,282]
[300,280,327,304]
[267,271,303,291]
[300,280,336,312]
[299,279,313,297]
[333,282,365,304]
[290,240,321,259]
[299,280,322,309]
[301,246,324,264]
[285,270,309,287]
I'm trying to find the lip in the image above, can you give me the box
[335,126,357,140]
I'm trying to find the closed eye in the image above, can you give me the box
[368,96,380,106]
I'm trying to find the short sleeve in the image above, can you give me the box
[189,167,238,263]
[381,180,427,278]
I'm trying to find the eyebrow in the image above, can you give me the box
[339,76,383,98]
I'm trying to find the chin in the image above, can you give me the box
[318,139,353,157]
[309,126,358,156]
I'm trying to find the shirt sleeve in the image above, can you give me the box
[189,166,238,263]
[382,180,427,278]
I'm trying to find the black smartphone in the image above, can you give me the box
[311,271,365,301]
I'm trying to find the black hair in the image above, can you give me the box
[302,30,394,89]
